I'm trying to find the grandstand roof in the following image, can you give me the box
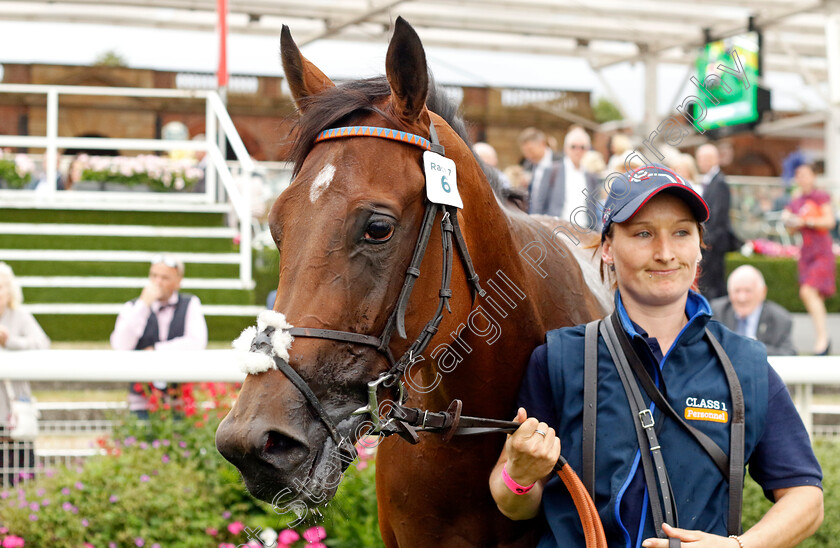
[2,0,834,82]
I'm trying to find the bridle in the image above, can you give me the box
[251,119,607,547]
[253,121,487,454]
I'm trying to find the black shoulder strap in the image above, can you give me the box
[602,318,678,538]
[582,320,600,499]
[707,329,746,535]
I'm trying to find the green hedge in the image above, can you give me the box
[743,440,837,545]
[725,254,840,313]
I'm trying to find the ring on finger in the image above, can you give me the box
[534,429,547,437]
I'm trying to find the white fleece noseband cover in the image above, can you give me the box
[233,310,295,374]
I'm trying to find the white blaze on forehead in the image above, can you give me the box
[309,163,336,203]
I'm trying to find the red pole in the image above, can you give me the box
[217,0,229,88]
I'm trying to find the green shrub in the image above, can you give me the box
[743,439,838,546]
[725,254,840,313]
[0,383,381,547]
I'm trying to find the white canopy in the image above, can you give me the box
[2,0,839,183]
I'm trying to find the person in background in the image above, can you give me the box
[63,155,85,191]
[473,142,512,188]
[710,265,797,356]
[0,262,50,486]
[783,161,836,355]
[110,255,207,417]
[521,126,600,224]
[519,127,559,213]
[669,153,700,188]
[695,143,736,300]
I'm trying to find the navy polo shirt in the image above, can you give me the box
[518,294,822,548]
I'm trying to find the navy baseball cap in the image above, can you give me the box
[601,164,709,240]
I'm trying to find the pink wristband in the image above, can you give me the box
[502,463,535,495]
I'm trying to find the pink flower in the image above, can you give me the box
[109,495,119,503]
[205,527,218,536]
[308,544,327,548]
[2,536,25,548]
[134,538,145,547]
[278,529,300,544]
[28,514,37,521]
[161,455,170,464]
[75,481,84,490]
[221,510,231,519]
[303,526,327,543]
[84,544,94,548]
[227,521,245,535]
[140,475,150,483]
[218,544,236,548]
[81,519,89,527]
[61,488,70,496]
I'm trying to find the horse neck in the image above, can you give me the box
[407,129,542,416]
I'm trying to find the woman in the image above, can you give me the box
[490,165,823,547]
[0,262,50,486]
[783,162,836,355]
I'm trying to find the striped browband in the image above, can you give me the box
[313,125,444,155]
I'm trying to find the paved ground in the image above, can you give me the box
[791,313,840,356]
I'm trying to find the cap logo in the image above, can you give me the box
[630,166,686,187]
[602,205,613,225]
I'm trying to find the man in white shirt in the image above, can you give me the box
[519,127,600,227]
[111,255,207,416]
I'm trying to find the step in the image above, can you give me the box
[1,250,242,279]
[0,249,241,264]
[33,314,257,341]
[0,233,236,252]
[28,303,262,316]
[0,223,236,238]
[0,207,228,227]
[0,192,231,213]
[19,276,251,290]
[23,287,252,305]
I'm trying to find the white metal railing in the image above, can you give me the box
[0,351,837,437]
[0,83,254,287]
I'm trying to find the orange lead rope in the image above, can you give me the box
[554,457,608,547]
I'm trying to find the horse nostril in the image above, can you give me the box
[263,430,306,458]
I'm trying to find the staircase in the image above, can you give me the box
[0,200,263,342]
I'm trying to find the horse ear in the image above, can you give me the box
[280,25,335,112]
[386,17,428,124]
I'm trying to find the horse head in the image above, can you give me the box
[216,17,495,507]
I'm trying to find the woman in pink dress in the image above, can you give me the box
[783,162,837,355]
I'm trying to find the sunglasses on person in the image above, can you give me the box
[150,254,183,270]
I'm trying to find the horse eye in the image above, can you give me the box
[364,220,395,242]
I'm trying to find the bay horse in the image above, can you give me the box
[216,17,610,547]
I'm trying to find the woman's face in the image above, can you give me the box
[795,165,815,193]
[602,193,701,309]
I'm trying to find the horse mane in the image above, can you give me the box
[288,75,514,202]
